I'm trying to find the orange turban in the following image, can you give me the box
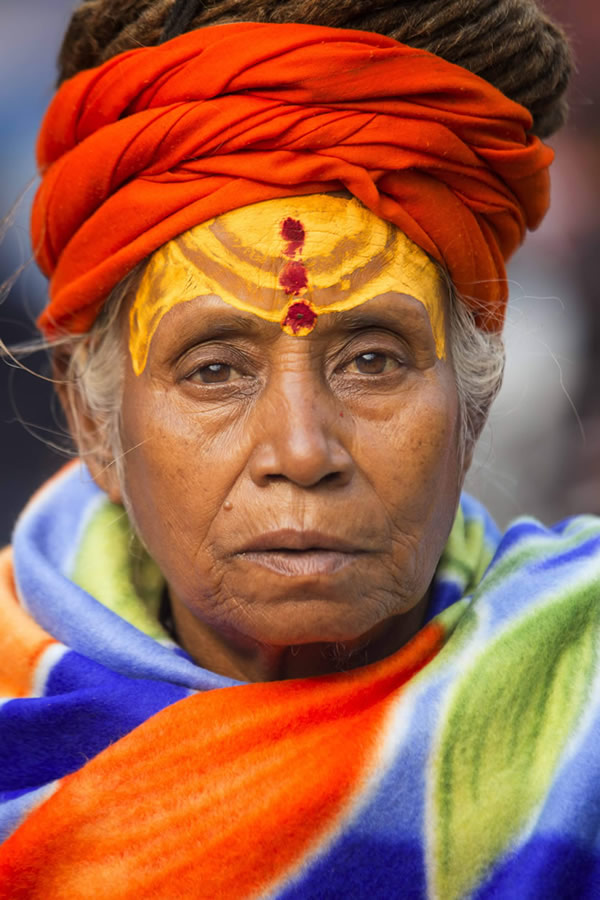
[32,22,553,337]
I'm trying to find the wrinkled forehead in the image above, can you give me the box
[129,194,446,374]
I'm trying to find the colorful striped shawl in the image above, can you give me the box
[1,462,600,898]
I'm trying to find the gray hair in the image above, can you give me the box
[445,275,506,464]
[61,259,505,484]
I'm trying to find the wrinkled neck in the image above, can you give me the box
[168,589,430,682]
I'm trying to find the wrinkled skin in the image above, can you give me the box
[85,200,467,682]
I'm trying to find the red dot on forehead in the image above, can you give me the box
[281,217,305,244]
[279,260,308,295]
[281,217,306,258]
[282,301,318,335]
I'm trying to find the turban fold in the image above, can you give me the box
[32,22,553,337]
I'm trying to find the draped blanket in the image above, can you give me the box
[2,462,600,898]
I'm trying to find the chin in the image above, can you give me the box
[237,598,384,647]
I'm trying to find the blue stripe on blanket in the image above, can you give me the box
[0,649,189,791]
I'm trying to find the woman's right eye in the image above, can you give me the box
[189,362,242,384]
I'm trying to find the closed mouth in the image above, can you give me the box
[237,548,361,577]
[237,529,365,554]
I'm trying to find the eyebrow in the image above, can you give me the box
[152,303,268,365]
[325,301,428,334]
[175,307,268,341]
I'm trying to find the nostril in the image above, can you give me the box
[263,470,345,487]
[265,474,288,484]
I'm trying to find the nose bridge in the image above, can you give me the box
[250,357,351,487]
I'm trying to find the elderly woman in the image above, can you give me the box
[1,0,598,897]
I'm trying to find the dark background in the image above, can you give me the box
[1,1,599,544]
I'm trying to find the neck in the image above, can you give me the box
[168,592,430,682]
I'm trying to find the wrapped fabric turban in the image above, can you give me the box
[32,21,553,337]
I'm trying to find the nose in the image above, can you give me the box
[248,372,353,489]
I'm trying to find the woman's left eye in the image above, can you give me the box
[189,362,242,384]
[345,352,400,375]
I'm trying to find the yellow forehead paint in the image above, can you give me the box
[129,195,446,374]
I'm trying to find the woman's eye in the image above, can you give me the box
[191,363,241,384]
[347,352,399,375]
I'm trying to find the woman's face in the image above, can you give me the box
[103,196,465,671]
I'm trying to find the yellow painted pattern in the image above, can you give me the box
[129,195,445,374]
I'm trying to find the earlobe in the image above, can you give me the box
[52,351,124,505]
[84,454,124,505]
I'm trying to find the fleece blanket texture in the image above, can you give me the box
[1,462,600,898]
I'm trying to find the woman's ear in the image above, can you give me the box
[53,351,123,505]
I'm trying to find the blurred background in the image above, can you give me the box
[0,1,599,544]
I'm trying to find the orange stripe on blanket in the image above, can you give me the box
[0,548,58,698]
[0,622,444,899]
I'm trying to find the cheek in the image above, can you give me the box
[117,387,243,558]
[359,392,461,603]
[352,379,461,532]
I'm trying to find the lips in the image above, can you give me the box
[238,529,364,554]
[235,530,368,577]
